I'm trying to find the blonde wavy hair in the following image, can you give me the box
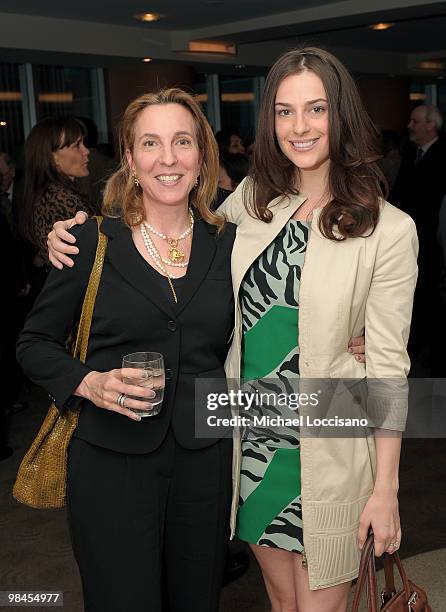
[103,88,223,230]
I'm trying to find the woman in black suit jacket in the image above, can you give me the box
[17,89,235,612]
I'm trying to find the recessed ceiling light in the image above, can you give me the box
[369,22,395,31]
[142,58,153,62]
[134,13,164,22]
[0,121,7,126]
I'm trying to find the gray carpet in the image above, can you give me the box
[1,386,445,611]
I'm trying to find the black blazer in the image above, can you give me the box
[17,216,235,453]
[392,137,446,284]
[392,138,446,230]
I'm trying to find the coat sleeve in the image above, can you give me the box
[216,177,251,225]
[365,214,419,430]
[16,218,100,412]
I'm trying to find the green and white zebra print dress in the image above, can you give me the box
[236,219,308,553]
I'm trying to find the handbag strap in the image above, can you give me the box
[72,216,108,363]
[351,533,378,612]
[352,532,413,611]
[382,551,412,602]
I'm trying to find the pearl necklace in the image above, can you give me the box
[144,210,194,265]
[144,210,194,241]
[141,223,189,268]
[140,224,180,302]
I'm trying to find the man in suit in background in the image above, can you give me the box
[392,105,446,370]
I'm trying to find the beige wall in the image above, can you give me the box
[357,77,411,134]
[106,62,197,139]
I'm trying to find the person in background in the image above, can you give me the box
[244,137,256,157]
[379,129,402,190]
[75,117,116,212]
[218,152,250,193]
[436,195,446,376]
[20,117,96,273]
[392,105,446,369]
[0,152,16,233]
[439,194,446,294]
[393,104,446,213]
[215,127,246,155]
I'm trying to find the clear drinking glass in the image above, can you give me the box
[122,352,165,417]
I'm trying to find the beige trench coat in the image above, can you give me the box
[219,178,418,590]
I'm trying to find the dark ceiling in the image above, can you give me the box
[0,0,344,30]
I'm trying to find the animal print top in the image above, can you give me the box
[240,219,309,448]
[33,182,96,264]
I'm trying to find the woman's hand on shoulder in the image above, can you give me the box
[47,211,89,270]
[76,369,156,422]
[358,488,401,557]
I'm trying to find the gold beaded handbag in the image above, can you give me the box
[13,216,107,509]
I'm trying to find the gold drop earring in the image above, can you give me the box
[133,172,140,187]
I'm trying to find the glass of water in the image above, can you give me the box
[122,352,165,417]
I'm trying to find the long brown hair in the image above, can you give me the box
[251,47,386,240]
[102,88,223,230]
[21,116,87,246]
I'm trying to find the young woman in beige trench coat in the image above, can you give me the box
[218,47,418,612]
[47,48,417,612]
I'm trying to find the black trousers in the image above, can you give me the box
[67,431,233,612]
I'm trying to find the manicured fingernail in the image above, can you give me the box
[349,347,353,353]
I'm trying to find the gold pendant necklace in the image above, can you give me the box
[145,209,194,266]
[167,238,185,264]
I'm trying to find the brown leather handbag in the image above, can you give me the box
[351,533,432,611]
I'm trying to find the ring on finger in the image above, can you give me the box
[388,541,399,549]
[116,393,127,408]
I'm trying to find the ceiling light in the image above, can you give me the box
[38,93,73,103]
[418,60,445,70]
[0,92,22,101]
[142,58,153,62]
[222,93,254,102]
[0,121,7,126]
[187,40,237,55]
[369,22,395,31]
[134,13,164,22]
